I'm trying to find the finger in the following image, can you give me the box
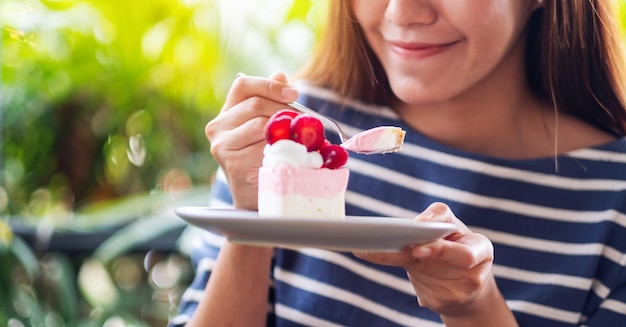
[223,74,298,112]
[411,233,494,269]
[353,248,413,267]
[212,97,288,133]
[268,71,289,83]
[415,202,469,234]
[208,116,268,159]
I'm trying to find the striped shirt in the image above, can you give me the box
[171,85,626,326]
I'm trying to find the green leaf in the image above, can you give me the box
[9,235,41,280]
[93,211,186,265]
[93,186,210,264]
[41,254,79,321]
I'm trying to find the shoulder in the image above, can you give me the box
[558,112,624,153]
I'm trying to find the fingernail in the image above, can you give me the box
[417,209,434,221]
[353,251,368,258]
[281,87,298,100]
[412,246,431,258]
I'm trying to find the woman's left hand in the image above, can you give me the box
[353,202,498,319]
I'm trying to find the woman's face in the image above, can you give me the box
[351,0,540,104]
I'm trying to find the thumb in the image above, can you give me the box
[415,202,470,234]
[269,71,289,84]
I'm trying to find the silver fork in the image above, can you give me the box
[287,101,350,143]
[236,73,402,154]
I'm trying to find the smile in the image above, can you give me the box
[388,40,459,59]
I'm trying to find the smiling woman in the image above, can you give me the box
[175,0,626,326]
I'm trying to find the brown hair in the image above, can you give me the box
[300,0,626,135]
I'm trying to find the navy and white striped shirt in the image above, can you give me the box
[171,85,626,326]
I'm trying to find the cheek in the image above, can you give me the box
[450,5,531,73]
[351,0,388,30]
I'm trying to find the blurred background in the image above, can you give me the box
[3,0,626,326]
[1,0,323,325]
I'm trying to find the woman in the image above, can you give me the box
[171,0,626,326]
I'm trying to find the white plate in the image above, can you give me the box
[175,207,458,252]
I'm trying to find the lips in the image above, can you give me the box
[388,40,458,59]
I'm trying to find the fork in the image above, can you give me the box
[236,73,402,154]
[286,101,350,143]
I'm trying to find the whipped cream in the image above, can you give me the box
[262,139,323,170]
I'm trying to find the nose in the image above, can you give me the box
[384,0,437,26]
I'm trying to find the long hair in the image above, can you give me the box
[300,0,626,136]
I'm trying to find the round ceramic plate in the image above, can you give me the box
[175,207,458,252]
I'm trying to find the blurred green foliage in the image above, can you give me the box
[1,0,323,325]
[1,0,323,222]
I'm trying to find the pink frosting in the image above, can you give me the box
[259,166,349,197]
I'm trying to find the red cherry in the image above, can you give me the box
[290,115,325,151]
[319,144,348,169]
[265,116,293,144]
[270,109,299,122]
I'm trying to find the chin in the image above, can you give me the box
[391,87,448,105]
[387,75,452,105]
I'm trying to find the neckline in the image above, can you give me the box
[297,83,626,164]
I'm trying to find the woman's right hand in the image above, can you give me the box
[205,72,299,210]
